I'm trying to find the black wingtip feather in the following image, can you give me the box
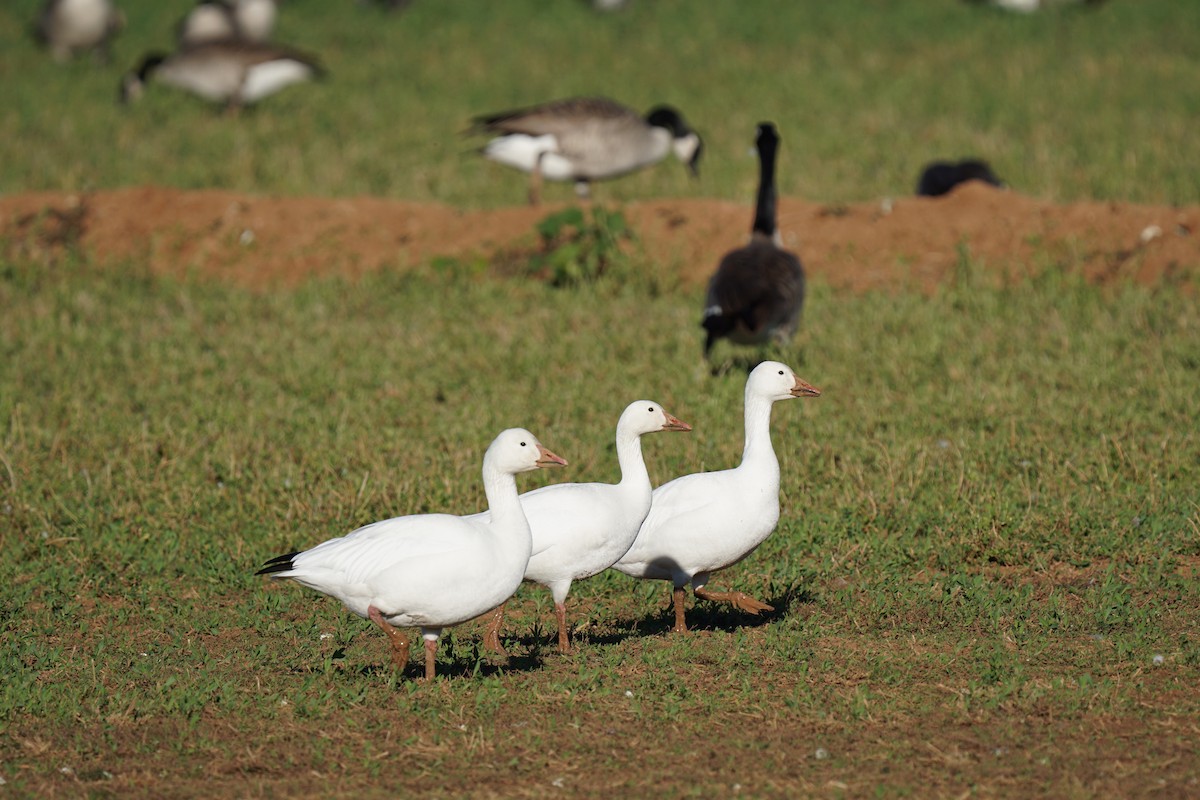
[254,551,299,576]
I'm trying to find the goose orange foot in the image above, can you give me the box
[694,586,775,615]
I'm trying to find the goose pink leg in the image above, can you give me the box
[423,639,438,681]
[483,603,509,658]
[672,587,689,633]
[554,602,571,653]
[694,586,775,615]
[368,605,410,672]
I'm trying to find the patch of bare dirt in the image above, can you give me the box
[1,184,1197,291]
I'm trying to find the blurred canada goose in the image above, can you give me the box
[916,158,1004,197]
[35,0,124,63]
[474,97,703,205]
[120,40,322,113]
[178,0,278,45]
[701,122,805,359]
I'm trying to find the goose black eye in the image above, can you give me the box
[647,407,655,413]
[520,441,527,447]
[778,370,785,375]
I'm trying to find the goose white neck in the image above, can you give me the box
[614,429,650,492]
[481,467,527,533]
[741,390,779,469]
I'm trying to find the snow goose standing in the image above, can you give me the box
[120,40,323,114]
[256,429,567,681]
[479,402,691,654]
[473,97,703,205]
[613,362,819,632]
[702,122,805,359]
[35,0,124,63]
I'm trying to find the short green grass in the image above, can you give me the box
[3,0,1200,795]
[2,0,1199,206]
[1,249,1197,796]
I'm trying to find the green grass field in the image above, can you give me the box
[2,0,1199,206]
[2,0,1200,796]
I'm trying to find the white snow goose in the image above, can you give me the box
[120,40,323,114]
[702,122,806,359]
[478,401,691,654]
[472,96,703,205]
[613,361,820,632]
[256,428,567,681]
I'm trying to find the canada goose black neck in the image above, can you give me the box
[752,122,781,239]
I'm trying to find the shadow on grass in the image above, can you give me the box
[587,581,816,646]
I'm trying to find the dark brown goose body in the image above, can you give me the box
[702,122,805,357]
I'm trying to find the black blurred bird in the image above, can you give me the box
[916,158,1004,197]
[701,122,806,359]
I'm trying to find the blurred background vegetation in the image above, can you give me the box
[2,0,1198,207]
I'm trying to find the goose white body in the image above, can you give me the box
[279,510,533,630]
[259,428,567,678]
[474,402,689,605]
[238,58,315,103]
[473,403,689,653]
[613,362,820,629]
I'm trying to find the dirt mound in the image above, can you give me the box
[2,184,1196,291]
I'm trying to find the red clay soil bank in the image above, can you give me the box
[1,183,1195,291]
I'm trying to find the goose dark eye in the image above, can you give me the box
[778,370,785,375]
[520,441,527,447]
[647,407,655,413]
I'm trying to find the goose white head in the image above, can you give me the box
[486,428,568,474]
[748,361,821,402]
[618,401,692,436]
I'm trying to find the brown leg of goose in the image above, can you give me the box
[554,602,571,653]
[368,605,410,671]
[672,586,688,633]
[528,154,544,206]
[694,586,775,614]
[482,602,509,658]
[423,638,438,681]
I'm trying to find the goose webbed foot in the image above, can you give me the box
[694,586,775,615]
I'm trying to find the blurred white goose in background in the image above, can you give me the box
[120,40,322,113]
[613,362,820,632]
[179,0,278,45]
[477,401,691,654]
[702,123,806,359]
[35,0,124,63]
[473,97,703,204]
[256,428,567,681]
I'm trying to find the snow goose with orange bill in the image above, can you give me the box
[613,362,819,631]
[479,401,691,654]
[256,428,567,681]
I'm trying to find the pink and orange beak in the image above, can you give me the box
[661,413,692,433]
[790,377,821,398]
[535,445,568,468]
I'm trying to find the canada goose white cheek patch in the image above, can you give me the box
[240,59,313,102]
